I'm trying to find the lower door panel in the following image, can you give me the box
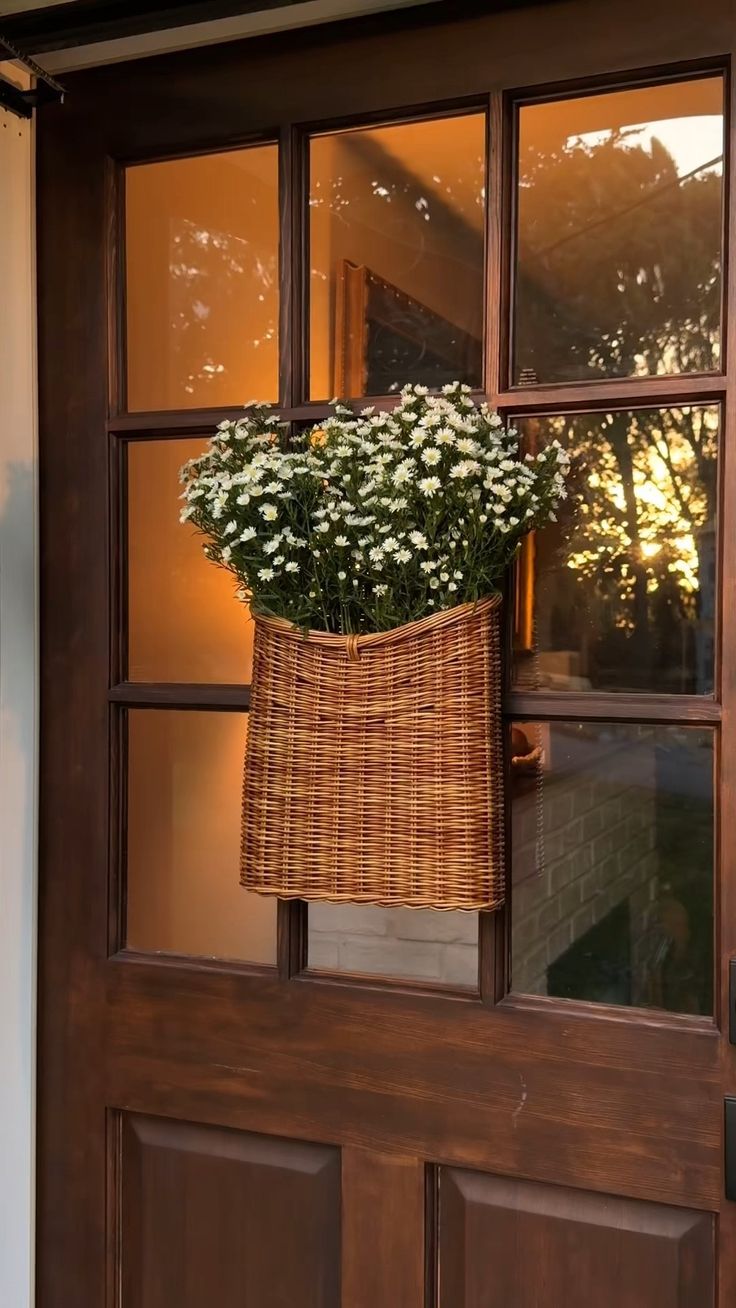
[438,1166,715,1308]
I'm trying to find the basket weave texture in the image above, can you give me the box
[240,595,505,911]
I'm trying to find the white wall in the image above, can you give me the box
[0,62,37,1308]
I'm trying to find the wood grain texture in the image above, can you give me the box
[108,682,251,708]
[106,370,727,437]
[121,1114,340,1307]
[101,957,722,1209]
[438,1168,715,1308]
[507,691,721,724]
[342,1149,425,1308]
[37,89,112,1308]
[36,4,734,1307]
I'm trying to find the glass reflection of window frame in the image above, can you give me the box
[509,71,725,389]
[307,106,489,402]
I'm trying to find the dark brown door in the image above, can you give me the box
[37,2,736,1304]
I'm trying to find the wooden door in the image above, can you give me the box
[37,2,736,1304]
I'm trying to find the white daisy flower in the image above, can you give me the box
[449,459,481,480]
[260,503,278,521]
[418,476,442,495]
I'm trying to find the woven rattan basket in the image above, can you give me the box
[240,594,505,911]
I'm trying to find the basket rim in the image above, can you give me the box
[251,592,502,652]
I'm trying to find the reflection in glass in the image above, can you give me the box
[128,439,253,683]
[514,77,724,384]
[310,114,486,399]
[126,711,276,963]
[512,407,718,695]
[511,721,713,1015]
[126,145,279,411]
[308,903,478,987]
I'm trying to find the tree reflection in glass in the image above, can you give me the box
[513,407,718,694]
[126,145,279,411]
[514,77,724,383]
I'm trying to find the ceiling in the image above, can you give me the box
[0,0,436,71]
[0,0,548,72]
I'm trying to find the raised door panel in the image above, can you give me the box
[121,1114,340,1308]
[438,1167,714,1308]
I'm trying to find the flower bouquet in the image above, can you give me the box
[180,383,569,911]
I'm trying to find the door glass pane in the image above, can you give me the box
[512,407,718,695]
[514,76,724,384]
[126,710,276,963]
[511,721,714,1015]
[310,113,486,399]
[126,144,278,411]
[128,438,253,683]
[309,904,478,988]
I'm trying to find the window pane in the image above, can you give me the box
[512,407,718,695]
[126,145,278,411]
[310,114,486,399]
[309,904,478,987]
[128,439,253,683]
[514,77,724,384]
[126,711,276,963]
[511,721,714,1015]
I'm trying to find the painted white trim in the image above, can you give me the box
[0,61,38,1308]
[39,0,437,72]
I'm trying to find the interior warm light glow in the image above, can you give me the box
[128,438,254,683]
[126,144,279,411]
[126,711,276,963]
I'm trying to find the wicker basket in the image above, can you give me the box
[240,595,505,911]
